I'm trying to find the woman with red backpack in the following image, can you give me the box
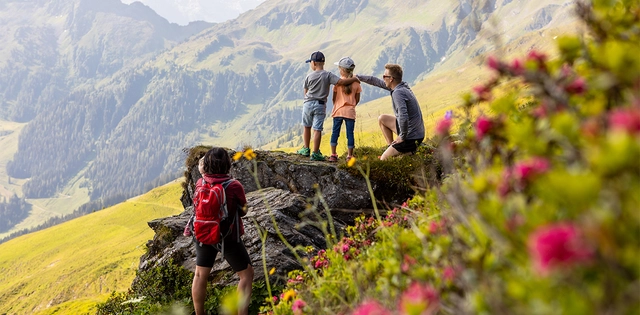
[191,147,254,315]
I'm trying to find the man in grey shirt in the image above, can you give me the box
[357,64,425,160]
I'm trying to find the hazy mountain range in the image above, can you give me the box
[120,0,267,24]
[0,0,576,239]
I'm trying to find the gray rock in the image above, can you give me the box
[139,187,336,286]
[137,149,412,287]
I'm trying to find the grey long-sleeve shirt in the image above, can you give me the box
[357,75,425,140]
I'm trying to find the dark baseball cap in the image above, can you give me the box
[305,51,325,63]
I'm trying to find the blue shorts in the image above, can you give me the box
[302,100,326,131]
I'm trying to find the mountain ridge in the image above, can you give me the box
[0,0,577,238]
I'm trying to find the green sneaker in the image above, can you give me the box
[296,146,310,157]
[310,151,326,161]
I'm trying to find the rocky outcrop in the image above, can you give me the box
[137,150,408,286]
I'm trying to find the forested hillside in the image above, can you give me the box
[0,0,577,235]
[0,0,210,222]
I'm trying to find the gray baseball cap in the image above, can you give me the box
[334,57,355,69]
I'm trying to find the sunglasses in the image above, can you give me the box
[382,75,392,79]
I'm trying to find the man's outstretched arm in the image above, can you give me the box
[356,75,391,91]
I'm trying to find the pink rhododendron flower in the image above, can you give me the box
[509,58,525,75]
[435,118,452,136]
[351,299,391,315]
[292,299,307,315]
[608,107,640,135]
[565,77,587,95]
[398,282,439,315]
[513,157,550,185]
[442,266,457,282]
[475,116,493,140]
[528,223,594,275]
[472,84,492,101]
[527,50,547,63]
[487,55,500,71]
[428,221,442,234]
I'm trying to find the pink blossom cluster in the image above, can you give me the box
[435,117,452,136]
[473,84,493,102]
[565,77,587,95]
[333,237,361,261]
[287,274,305,285]
[385,207,410,225]
[292,299,307,315]
[350,283,440,315]
[311,249,329,269]
[528,222,594,275]
[498,157,551,196]
[475,116,494,140]
[351,300,392,315]
[428,219,446,235]
[608,106,640,135]
[398,282,440,315]
[442,266,457,282]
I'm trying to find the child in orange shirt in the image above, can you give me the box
[329,57,362,162]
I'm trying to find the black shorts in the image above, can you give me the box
[392,138,423,153]
[195,237,252,271]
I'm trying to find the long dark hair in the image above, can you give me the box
[202,147,231,175]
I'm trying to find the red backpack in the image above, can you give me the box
[191,178,235,246]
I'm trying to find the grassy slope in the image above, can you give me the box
[0,181,184,315]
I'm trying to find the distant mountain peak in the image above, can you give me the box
[120,0,267,25]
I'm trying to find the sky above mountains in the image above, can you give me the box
[120,0,266,24]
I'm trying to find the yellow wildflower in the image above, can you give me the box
[282,289,297,301]
[232,151,243,161]
[347,157,357,167]
[269,267,276,275]
[243,148,257,160]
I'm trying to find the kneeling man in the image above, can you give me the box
[357,64,425,160]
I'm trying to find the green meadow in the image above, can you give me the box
[0,181,184,315]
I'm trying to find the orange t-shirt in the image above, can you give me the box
[331,82,362,119]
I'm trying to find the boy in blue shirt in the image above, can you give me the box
[298,51,359,161]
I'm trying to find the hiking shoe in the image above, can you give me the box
[296,146,310,157]
[328,154,339,162]
[310,151,326,161]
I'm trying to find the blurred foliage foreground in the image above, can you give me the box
[260,1,640,314]
[98,1,639,314]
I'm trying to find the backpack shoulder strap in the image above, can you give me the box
[221,178,235,189]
